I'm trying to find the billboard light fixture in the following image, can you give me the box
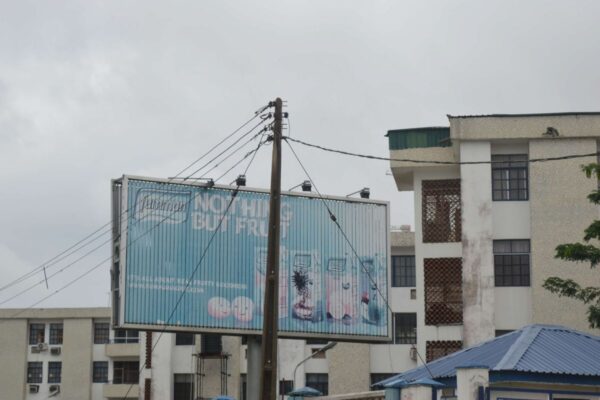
[232,175,246,187]
[288,180,312,192]
[346,187,370,199]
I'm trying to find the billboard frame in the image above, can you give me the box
[111,174,392,343]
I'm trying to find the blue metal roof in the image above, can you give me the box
[375,325,600,388]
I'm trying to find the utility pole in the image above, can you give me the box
[259,97,283,400]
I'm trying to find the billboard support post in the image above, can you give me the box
[260,97,283,400]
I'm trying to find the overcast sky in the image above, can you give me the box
[1,0,599,309]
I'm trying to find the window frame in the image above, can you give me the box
[305,373,328,396]
[93,361,109,383]
[113,361,140,384]
[27,362,43,383]
[391,255,416,287]
[49,323,63,345]
[29,323,45,345]
[114,329,139,344]
[173,373,194,400]
[493,239,531,287]
[491,154,529,201]
[94,322,110,344]
[394,313,417,344]
[48,361,62,383]
[175,333,195,346]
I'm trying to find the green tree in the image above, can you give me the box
[543,163,600,328]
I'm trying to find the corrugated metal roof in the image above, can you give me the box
[374,325,600,388]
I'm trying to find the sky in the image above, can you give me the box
[1,0,600,309]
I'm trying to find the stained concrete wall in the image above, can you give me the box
[529,138,600,334]
[328,342,370,395]
[62,318,93,400]
[0,319,27,400]
[460,141,495,346]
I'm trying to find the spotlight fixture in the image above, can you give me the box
[235,174,246,187]
[346,187,370,199]
[289,180,312,192]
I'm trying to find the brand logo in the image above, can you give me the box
[134,189,191,224]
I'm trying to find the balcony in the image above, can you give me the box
[102,384,139,398]
[386,127,457,191]
[105,337,140,358]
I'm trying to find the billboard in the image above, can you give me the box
[112,175,390,342]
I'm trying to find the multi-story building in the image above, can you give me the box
[386,112,600,363]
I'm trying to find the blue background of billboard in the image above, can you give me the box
[123,178,389,339]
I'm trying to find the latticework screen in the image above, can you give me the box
[422,179,461,243]
[424,258,462,325]
[426,340,462,362]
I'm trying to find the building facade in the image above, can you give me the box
[387,112,600,365]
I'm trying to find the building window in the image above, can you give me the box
[394,313,417,344]
[176,333,195,346]
[114,329,139,343]
[93,361,109,383]
[370,373,397,389]
[305,373,328,396]
[494,240,530,287]
[495,330,514,337]
[240,374,247,400]
[422,180,461,243]
[201,334,222,354]
[174,374,193,400]
[29,323,45,344]
[94,322,110,344]
[492,154,528,201]
[113,361,139,384]
[49,323,63,345]
[424,258,462,325]
[48,362,61,383]
[27,362,43,383]
[392,256,416,287]
[426,340,462,362]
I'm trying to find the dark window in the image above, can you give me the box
[370,373,397,389]
[240,374,247,400]
[424,258,462,325]
[49,323,63,345]
[426,340,462,362]
[114,329,139,343]
[241,336,248,345]
[492,154,528,201]
[495,330,514,337]
[176,333,195,346]
[392,256,416,287]
[305,373,328,396]
[48,362,61,383]
[279,380,293,396]
[306,338,328,345]
[174,374,193,400]
[394,313,417,344]
[441,388,458,400]
[27,362,43,383]
[94,322,110,344]
[113,361,139,384]
[93,361,109,383]
[422,180,461,243]
[29,323,45,344]
[494,240,530,287]
[201,334,222,354]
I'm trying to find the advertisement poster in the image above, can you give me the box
[114,176,390,341]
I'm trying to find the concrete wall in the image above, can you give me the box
[0,319,27,400]
[529,138,600,333]
[328,342,370,395]
[62,318,93,400]
[460,141,495,346]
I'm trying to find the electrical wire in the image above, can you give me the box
[0,107,273,298]
[285,136,600,165]
[284,138,436,379]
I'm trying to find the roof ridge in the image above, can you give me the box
[494,325,542,371]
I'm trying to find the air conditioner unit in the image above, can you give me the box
[37,342,48,352]
[28,385,39,393]
[49,385,60,393]
[409,346,418,361]
[31,345,41,354]
[50,347,61,355]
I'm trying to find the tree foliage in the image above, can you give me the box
[542,164,600,328]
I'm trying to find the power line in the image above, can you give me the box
[0,108,273,297]
[284,138,436,379]
[284,136,600,165]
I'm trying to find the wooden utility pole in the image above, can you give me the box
[259,97,283,400]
